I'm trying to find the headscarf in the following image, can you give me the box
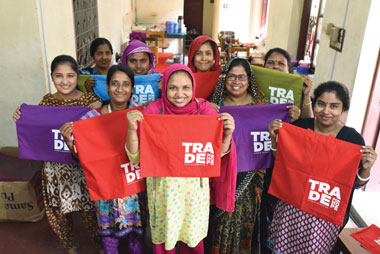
[143,64,216,115]
[209,57,268,106]
[187,35,221,73]
[142,63,237,212]
[121,39,157,74]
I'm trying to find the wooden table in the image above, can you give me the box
[334,228,372,254]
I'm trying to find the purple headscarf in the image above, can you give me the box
[121,40,156,74]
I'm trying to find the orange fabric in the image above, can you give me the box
[193,70,221,99]
[140,114,223,177]
[268,122,362,226]
[72,106,145,200]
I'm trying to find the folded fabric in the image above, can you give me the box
[351,224,380,254]
[140,114,223,177]
[77,74,91,92]
[130,73,161,107]
[16,104,90,163]
[251,65,304,107]
[92,75,109,101]
[72,106,145,200]
[193,70,221,99]
[268,122,362,226]
[219,103,290,172]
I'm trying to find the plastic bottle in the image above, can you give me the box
[178,16,183,33]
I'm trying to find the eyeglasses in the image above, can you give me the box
[226,74,248,81]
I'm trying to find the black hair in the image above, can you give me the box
[201,40,216,57]
[264,47,292,72]
[228,58,251,76]
[106,64,135,89]
[51,55,78,73]
[90,38,113,57]
[313,81,350,111]
[168,70,194,87]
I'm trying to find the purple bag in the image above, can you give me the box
[16,104,90,163]
[219,104,290,172]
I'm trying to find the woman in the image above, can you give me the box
[13,55,102,254]
[79,37,113,92]
[126,64,237,253]
[267,81,377,253]
[208,57,300,254]
[264,47,314,118]
[121,39,157,76]
[187,35,221,73]
[60,65,145,254]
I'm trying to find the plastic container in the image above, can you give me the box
[166,21,175,34]
[296,65,310,74]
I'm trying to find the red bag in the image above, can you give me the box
[351,224,380,254]
[194,70,221,99]
[72,106,145,201]
[268,122,362,226]
[140,114,223,177]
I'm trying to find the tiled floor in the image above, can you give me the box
[0,212,99,254]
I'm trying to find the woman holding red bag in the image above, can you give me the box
[267,81,377,254]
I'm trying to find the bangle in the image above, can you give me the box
[303,101,312,106]
[356,171,370,181]
[270,145,277,151]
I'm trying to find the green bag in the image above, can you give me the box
[251,65,304,107]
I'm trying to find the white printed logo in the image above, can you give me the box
[268,86,294,104]
[132,85,156,104]
[121,162,142,183]
[52,129,70,152]
[251,131,271,153]
[308,179,341,211]
[182,142,215,165]
[374,237,380,246]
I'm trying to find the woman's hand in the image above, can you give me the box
[157,79,162,92]
[302,75,314,97]
[85,77,97,92]
[126,110,143,154]
[219,113,235,153]
[210,102,220,112]
[59,122,76,155]
[287,105,301,123]
[127,110,144,131]
[219,112,235,137]
[361,146,377,171]
[88,101,102,110]
[13,106,21,122]
[268,119,282,140]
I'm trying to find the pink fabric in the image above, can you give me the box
[142,64,215,116]
[187,36,221,73]
[142,63,237,212]
[152,241,204,254]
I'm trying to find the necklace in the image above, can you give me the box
[314,120,342,136]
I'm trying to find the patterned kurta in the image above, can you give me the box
[147,176,210,250]
[39,92,99,214]
[268,201,340,254]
